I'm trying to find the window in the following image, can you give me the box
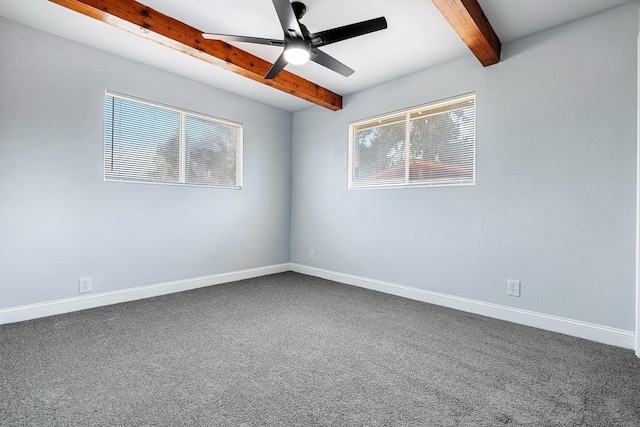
[104,92,242,188]
[348,94,475,189]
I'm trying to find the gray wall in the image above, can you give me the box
[0,17,292,309]
[290,3,637,330]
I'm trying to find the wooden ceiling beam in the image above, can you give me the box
[432,0,501,66]
[48,0,343,110]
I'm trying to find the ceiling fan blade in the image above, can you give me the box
[202,33,285,46]
[264,51,289,79]
[272,0,303,38]
[310,48,354,77]
[309,17,388,48]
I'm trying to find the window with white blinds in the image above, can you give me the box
[349,94,475,189]
[104,92,242,188]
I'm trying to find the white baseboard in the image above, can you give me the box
[3,263,635,352]
[0,264,290,326]
[291,264,636,350]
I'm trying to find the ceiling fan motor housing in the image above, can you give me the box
[291,2,307,20]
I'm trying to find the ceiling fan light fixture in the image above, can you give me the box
[284,42,310,65]
[202,1,387,79]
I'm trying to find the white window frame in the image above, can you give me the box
[348,93,476,190]
[104,91,243,189]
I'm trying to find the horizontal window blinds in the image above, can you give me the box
[349,94,475,189]
[185,116,239,187]
[104,92,242,188]
[105,96,180,183]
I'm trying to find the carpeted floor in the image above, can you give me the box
[1,272,639,426]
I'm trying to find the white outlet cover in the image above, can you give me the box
[507,279,520,297]
[78,277,92,294]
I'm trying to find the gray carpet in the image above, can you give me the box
[1,272,639,426]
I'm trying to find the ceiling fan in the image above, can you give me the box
[202,0,387,79]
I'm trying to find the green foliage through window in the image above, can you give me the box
[349,94,475,188]
[104,92,242,188]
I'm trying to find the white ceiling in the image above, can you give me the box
[0,0,633,111]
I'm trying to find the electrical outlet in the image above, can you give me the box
[78,277,92,294]
[294,253,299,262]
[507,279,520,297]
[309,249,315,261]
